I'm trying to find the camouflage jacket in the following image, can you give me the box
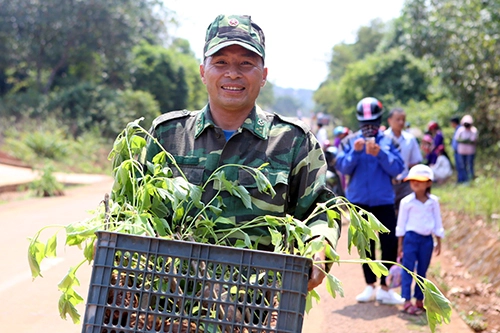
[144,104,340,249]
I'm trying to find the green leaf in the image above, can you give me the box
[233,239,247,248]
[253,169,276,197]
[129,135,147,155]
[151,217,169,237]
[151,196,170,217]
[28,240,46,279]
[188,184,203,208]
[308,239,325,257]
[326,209,340,228]
[214,171,234,193]
[83,240,95,263]
[214,216,236,227]
[233,185,252,209]
[58,293,81,324]
[156,188,170,200]
[264,215,284,227]
[363,222,379,243]
[366,260,389,278]
[325,273,344,298]
[152,151,167,165]
[27,249,42,279]
[349,209,361,229]
[242,231,252,249]
[58,268,80,291]
[269,228,283,250]
[367,213,389,233]
[208,204,223,216]
[305,289,321,314]
[325,244,340,263]
[422,279,452,332]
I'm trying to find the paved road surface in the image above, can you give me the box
[0,177,472,332]
[0,178,113,333]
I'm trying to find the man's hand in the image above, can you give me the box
[365,139,380,156]
[307,251,327,291]
[353,138,365,151]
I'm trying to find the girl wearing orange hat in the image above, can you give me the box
[395,164,445,315]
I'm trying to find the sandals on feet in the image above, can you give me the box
[415,300,425,311]
[403,303,424,315]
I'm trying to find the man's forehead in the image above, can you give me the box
[210,44,262,59]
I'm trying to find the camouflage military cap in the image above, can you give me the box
[204,14,265,59]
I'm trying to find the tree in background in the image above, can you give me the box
[315,19,432,128]
[130,42,189,113]
[315,19,432,130]
[46,83,160,138]
[0,1,206,140]
[326,19,386,82]
[256,81,275,111]
[399,0,500,148]
[338,48,431,127]
[0,0,169,94]
[272,95,303,118]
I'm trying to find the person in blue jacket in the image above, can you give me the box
[336,97,405,305]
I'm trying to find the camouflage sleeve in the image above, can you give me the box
[288,130,340,253]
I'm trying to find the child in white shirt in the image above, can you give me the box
[396,164,445,315]
[430,145,453,184]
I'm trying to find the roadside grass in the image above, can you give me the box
[1,117,111,175]
[434,175,500,230]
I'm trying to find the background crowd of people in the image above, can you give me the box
[313,99,477,312]
[315,111,478,189]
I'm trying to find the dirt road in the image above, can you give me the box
[0,178,113,333]
[302,221,472,333]
[0,178,472,332]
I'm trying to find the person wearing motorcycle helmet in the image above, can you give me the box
[336,97,405,305]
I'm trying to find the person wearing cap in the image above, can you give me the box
[143,14,339,292]
[384,108,423,213]
[450,116,467,183]
[336,97,405,305]
[333,126,349,148]
[420,133,436,165]
[395,164,444,315]
[453,114,478,183]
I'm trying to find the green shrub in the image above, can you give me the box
[65,128,111,174]
[4,131,69,163]
[0,89,48,119]
[46,83,160,139]
[29,164,64,197]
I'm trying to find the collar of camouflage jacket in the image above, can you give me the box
[195,104,270,140]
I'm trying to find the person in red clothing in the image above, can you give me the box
[426,121,444,165]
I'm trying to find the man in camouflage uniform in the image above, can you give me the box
[144,14,339,291]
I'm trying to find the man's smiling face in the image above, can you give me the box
[200,44,267,115]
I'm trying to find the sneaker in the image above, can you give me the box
[376,288,405,305]
[356,285,375,302]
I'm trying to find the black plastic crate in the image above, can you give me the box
[82,231,312,333]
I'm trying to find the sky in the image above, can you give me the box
[166,0,405,91]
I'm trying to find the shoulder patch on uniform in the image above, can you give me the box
[152,110,195,129]
[273,113,311,133]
